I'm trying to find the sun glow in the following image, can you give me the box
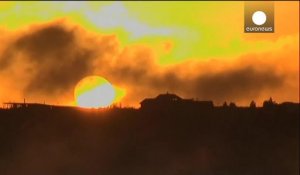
[74,76,116,108]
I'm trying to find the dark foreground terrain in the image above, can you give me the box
[0,103,299,175]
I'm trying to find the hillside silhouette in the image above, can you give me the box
[0,93,299,175]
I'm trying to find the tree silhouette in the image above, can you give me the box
[263,97,277,108]
[250,100,256,108]
[229,102,236,108]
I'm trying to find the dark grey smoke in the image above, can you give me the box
[0,24,95,96]
[192,66,285,102]
[0,21,288,104]
[108,62,285,104]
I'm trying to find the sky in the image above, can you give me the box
[0,1,299,107]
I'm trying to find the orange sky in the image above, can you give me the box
[0,1,299,107]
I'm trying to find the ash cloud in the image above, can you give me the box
[0,23,95,96]
[111,63,286,106]
[0,21,297,105]
[0,22,121,104]
[192,66,285,102]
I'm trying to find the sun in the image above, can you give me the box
[74,76,116,108]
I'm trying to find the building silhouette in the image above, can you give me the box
[140,93,213,110]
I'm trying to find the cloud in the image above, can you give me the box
[0,21,121,103]
[192,66,284,102]
[85,2,174,39]
[107,62,287,106]
[93,48,290,106]
[0,20,298,106]
[0,22,92,97]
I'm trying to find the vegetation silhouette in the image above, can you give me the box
[0,93,299,175]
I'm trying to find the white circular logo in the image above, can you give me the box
[252,11,267,25]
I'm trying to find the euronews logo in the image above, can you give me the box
[252,11,267,25]
[244,2,274,33]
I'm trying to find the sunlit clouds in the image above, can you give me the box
[86,2,175,39]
